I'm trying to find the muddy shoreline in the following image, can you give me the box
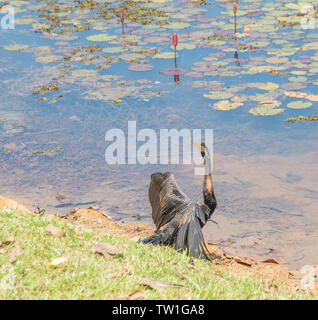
[1,194,317,295]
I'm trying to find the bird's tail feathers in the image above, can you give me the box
[175,206,218,260]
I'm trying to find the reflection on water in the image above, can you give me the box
[0,0,318,268]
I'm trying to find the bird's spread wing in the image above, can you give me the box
[175,204,212,259]
[148,172,191,230]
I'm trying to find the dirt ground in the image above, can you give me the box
[1,195,317,296]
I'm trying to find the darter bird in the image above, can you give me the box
[140,142,217,260]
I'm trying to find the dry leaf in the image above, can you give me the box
[91,243,123,259]
[5,236,15,244]
[108,270,127,279]
[261,257,286,265]
[87,206,100,211]
[140,278,184,289]
[0,248,9,254]
[234,257,254,267]
[45,224,66,238]
[174,270,187,280]
[117,290,146,300]
[50,257,67,267]
[44,214,57,220]
[9,248,23,263]
[264,279,278,293]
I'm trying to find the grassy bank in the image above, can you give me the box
[0,208,311,300]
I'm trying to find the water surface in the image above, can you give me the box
[0,0,318,268]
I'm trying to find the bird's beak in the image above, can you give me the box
[188,140,202,151]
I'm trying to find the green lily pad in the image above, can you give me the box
[248,82,279,91]
[71,69,98,78]
[127,64,154,72]
[288,76,307,83]
[164,22,191,29]
[15,18,37,24]
[169,43,196,50]
[302,42,318,51]
[248,99,284,116]
[287,101,312,109]
[203,92,234,100]
[213,100,243,111]
[36,55,61,63]
[3,44,29,51]
[102,47,126,54]
[153,52,177,59]
[86,34,118,42]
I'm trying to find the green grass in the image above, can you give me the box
[0,209,310,300]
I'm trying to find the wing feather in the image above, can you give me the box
[175,204,212,259]
[148,172,191,230]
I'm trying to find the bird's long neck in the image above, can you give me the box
[202,151,217,216]
[204,152,212,176]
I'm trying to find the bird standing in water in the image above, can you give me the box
[141,142,217,259]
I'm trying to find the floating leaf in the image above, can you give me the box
[36,55,61,63]
[248,82,279,91]
[213,100,243,111]
[169,43,196,50]
[127,64,154,72]
[159,68,186,76]
[288,76,307,83]
[71,69,97,78]
[284,91,307,99]
[86,34,118,42]
[15,18,36,24]
[164,22,191,30]
[302,42,318,51]
[306,95,318,102]
[284,115,318,122]
[249,102,285,116]
[33,83,58,95]
[203,92,234,100]
[287,101,312,109]
[102,47,126,53]
[3,44,29,51]
[153,52,177,59]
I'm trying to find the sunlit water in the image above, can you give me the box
[0,0,318,268]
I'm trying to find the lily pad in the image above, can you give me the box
[3,44,29,51]
[249,100,284,116]
[287,101,312,109]
[159,68,187,76]
[164,22,191,30]
[127,64,154,72]
[213,100,243,111]
[154,52,177,59]
[71,69,98,78]
[288,76,307,83]
[36,55,61,63]
[87,34,118,42]
[102,47,126,53]
[203,92,234,100]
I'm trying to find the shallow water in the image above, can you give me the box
[0,0,318,268]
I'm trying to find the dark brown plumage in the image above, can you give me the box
[140,143,218,260]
